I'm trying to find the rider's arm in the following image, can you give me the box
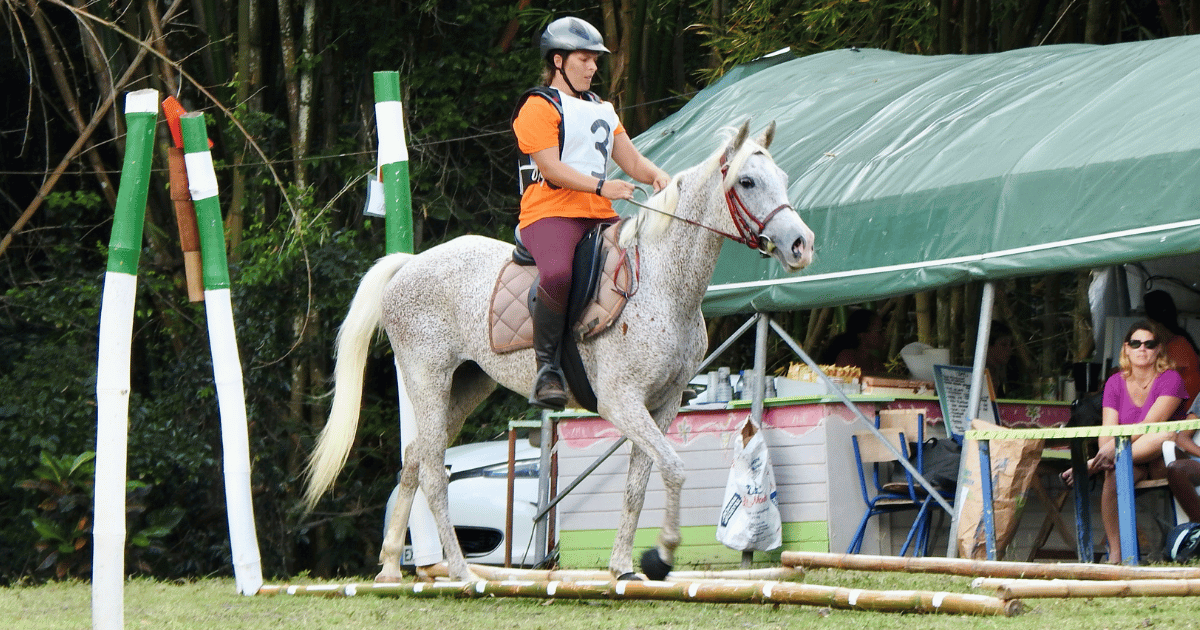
[612,133,670,192]
[529,147,633,200]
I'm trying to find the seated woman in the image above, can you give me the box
[1062,320,1188,561]
[819,309,886,373]
[1166,397,1200,522]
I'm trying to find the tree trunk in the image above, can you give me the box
[1085,0,1108,43]
[25,0,117,208]
[228,0,263,259]
[276,0,304,186]
[936,286,951,353]
[1041,274,1060,382]
[915,291,934,345]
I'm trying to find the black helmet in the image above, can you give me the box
[540,17,609,60]
[1164,522,1200,562]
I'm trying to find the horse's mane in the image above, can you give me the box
[618,127,771,248]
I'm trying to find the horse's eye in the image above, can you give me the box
[738,176,755,188]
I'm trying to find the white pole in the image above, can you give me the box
[946,281,997,558]
[94,272,136,630]
[375,71,442,566]
[181,113,264,595]
[93,88,159,630]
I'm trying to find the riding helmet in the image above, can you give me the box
[540,17,610,60]
[1163,522,1200,563]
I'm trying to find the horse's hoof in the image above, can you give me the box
[640,548,672,581]
[616,572,642,581]
[374,571,405,583]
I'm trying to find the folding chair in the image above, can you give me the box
[877,410,955,555]
[847,427,929,555]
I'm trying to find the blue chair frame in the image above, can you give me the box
[847,427,930,556]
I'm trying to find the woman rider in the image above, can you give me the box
[512,17,670,409]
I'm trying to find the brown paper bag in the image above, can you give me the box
[956,419,1044,559]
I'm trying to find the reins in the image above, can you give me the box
[625,153,792,256]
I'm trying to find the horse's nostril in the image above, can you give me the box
[792,237,806,257]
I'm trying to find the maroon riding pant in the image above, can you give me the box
[520,216,614,312]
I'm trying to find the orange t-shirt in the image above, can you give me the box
[1166,335,1200,403]
[512,94,625,229]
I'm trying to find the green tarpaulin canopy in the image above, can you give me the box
[624,36,1200,317]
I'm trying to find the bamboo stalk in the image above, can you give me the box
[258,578,1020,616]
[419,563,804,583]
[782,551,1200,581]
[974,577,1200,599]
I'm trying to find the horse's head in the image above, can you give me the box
[719,120,815,272]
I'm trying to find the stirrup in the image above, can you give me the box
[530,364,568,410]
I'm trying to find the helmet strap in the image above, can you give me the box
[553,54,586,98]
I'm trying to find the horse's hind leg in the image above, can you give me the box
[377,362,495,583]
[378,461,419,582]
[413,362,497,581]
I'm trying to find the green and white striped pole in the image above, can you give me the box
[180,112,264,596]
[373,71,442,566]
[374,71,414,255]
[94,88,159,630]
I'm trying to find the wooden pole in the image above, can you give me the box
[162,95,205,302]
[418,563,804,583]
[783,551,1200,581]
[974,577,1200,599]
[258,578,1021,616]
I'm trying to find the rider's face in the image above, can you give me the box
[556,51,600,91]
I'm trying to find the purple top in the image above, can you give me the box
[1102,369,1188,424]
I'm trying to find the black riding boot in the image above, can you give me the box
[530,288,569,410]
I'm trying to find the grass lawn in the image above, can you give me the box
[4,569,1200,629]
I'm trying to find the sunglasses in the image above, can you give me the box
[1126,339,1160,349]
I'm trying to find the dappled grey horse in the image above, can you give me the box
[305,120,815,581]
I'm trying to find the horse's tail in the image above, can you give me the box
[304,252,412,512]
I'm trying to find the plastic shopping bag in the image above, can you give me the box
[716,421,782,551]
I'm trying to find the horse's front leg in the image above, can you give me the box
[605,404,685,581]
[643,404,685,579]
[610,443,653,578]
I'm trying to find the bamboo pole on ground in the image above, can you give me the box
[974,577,1200,599]
[783,551,1200,580]
[419,563,804,582]
[258,578,1021,616]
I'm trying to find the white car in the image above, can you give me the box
[385,439,551,567]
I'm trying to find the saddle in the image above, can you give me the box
[489,221,633,411]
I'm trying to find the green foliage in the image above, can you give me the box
[691,0,940,82]
[15,451,185,580]
[19,451,95,579]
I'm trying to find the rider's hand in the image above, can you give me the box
[600,179,637,200]
[650,169,671,193]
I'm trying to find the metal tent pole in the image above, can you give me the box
[945,281,996,558]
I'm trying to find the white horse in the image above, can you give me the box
[305,120,815,582]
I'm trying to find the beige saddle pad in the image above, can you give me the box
[489,226,632,354]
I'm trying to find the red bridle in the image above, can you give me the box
[623,151,793,256]
[719,160,792,255]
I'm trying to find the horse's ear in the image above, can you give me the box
[731,120,750,154]
[757,121,776,150]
